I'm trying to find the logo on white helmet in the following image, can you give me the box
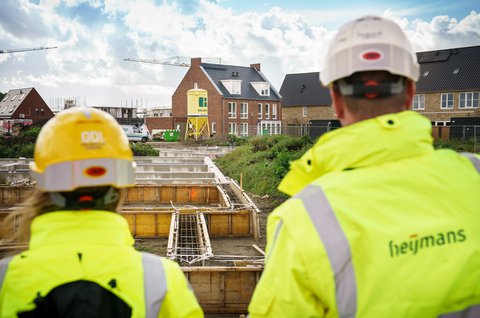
[359,49,384,62]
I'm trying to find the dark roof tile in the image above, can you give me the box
[279,72,331,107]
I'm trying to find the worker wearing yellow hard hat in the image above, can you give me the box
[249,16,480,317]
[0,107,203,317]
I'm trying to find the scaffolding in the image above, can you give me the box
[167,211,213,265]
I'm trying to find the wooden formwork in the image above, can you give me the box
[0,186,33,205]
[0,184,260,240]
[183,266,262,314]
[121,209,253,238]
[124,184,227,206]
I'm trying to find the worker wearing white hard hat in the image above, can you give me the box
[249,16,480,318]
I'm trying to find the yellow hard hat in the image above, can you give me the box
[29,107,136,192]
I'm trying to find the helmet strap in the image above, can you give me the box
[337,77,405,99]
[49,187,120,211]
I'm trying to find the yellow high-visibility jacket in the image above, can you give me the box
[0,211,203,318]
[249,111,480,318]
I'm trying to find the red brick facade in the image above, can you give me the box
[172,58,282,136]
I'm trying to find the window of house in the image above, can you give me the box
[41,109,45,115]
[221,80,242,95]
[11,94,17,101]
[240,123,248,137]
[413,94,425,110]
[303,107,308,117]
[258,103,262,119]
[272,104,277,119]
[423,70,430,77]
[459,92,479,109]
[228,122,237,135]
[228,102,237,118]
[211,122,216,134]
[18,93,26,101]
[265,104,270,119]
[440,93,454,109]
[1,95,8,102]
[240,103,248,119]
[453,68,460,75]
[301,124,309,136]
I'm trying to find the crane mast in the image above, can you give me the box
[0,46,58,54]
[124,56,222,67]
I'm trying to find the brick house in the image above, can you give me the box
[172,58,282,137]
[413,45,480,125]
[0,87,54,125]
[279,72,335,136]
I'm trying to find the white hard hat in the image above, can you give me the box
[320,16,420,87]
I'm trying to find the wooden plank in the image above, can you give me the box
[161,186,175,203]
[135,214,156,237]
[251,244,265,256]
[231,211,250,235]
[210,214,229,236]
[142,186,158,203]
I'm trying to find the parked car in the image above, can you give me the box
[121,125,151,143]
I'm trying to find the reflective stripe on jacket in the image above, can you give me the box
[0,211,203,318]
[249,111,480,318]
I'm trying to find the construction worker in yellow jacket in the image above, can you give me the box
[0,107,203,317]
[249,16,480,318]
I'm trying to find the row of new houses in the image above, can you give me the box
[1,45,479,137]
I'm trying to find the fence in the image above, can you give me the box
[234,125,479,152]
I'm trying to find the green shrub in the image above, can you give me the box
[131,143,159,156]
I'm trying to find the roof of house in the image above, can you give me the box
[0,87,35,117]
[279,72,331,107]
[200,63,281,100]
[416,45,480,92]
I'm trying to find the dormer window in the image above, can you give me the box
[11,94,17,101]
[251,82,270,96]
[221,80,242,95]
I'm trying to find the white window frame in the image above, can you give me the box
[211,122,216,134]
[272,104,277,119]
[258,103,262,119]
[228,122,237,135]
[240,102,248,119]
[240,123,248,137]
[413,94,425,110]
[228,102,237,119]
[440,93,454,109]
[303,107,308,117]
[265,103,270,119]
[459,92,479,109]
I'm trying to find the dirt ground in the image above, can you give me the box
[134,192,283,259]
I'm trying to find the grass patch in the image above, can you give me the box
[215,135,313,198]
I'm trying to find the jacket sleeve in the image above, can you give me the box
[248,210,325,318]
[159,261,204,318]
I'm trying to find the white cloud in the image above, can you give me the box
[0,1,479,108]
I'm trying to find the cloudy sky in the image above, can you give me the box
[0,0,479,111]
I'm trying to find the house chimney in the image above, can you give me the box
[191,57,202,68]
[250,63,261,71]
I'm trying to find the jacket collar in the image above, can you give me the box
[278,111,434,196]
[29,211,134,250]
